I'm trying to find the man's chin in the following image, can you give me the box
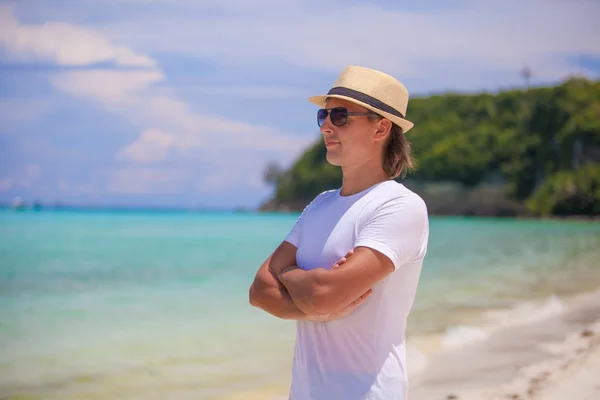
[325,154,342,167]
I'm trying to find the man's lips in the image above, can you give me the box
[325,140,340,147]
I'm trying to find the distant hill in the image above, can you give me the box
[261,78,600,217]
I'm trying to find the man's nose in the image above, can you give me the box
[320,115,334,134]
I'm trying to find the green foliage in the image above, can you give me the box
[526,164,600,216]
[263,162,284,186]
[274,141,342,203]
[268,77,600,216]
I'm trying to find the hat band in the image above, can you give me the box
[327,87,405,119]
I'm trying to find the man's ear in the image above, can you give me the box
[374,118,392,142]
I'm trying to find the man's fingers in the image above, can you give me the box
[348,289,373,307]
[331,249,355,269]
[327,287,373,320]
[332,257,347,269]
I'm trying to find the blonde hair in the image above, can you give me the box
[384,123,415,179]
[369,116,415,179]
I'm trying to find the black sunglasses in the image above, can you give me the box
[317,107,379,127]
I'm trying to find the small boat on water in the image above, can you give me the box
[11,197,25,211]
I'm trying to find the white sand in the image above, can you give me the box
[219,289,600,400]
[437,321,600,400]
[533,329,600,400]
[409,290,600,400]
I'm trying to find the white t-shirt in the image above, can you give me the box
[284,180,429,400]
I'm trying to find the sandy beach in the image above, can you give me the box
[215,289,600,400]
[408,288,600,400]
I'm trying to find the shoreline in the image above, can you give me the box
[3,206,599,221]
[2,289,599,400]
[215,288,600,400]
[259,204,600,221]
[407,287,600,399]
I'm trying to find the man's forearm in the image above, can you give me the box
[249,267,328,320]
[250,281,310,320]
[278,266,330,315]
[278,266,362,316]
[276,249,371,319]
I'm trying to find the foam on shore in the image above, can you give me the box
[407,287,600,399]
[406,288,600,365]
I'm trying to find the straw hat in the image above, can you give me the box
[308,65,414,133]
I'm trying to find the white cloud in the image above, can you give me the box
[0,4,313,197]
[50,69,312,153]
[50,66,312,194]
[52,70,164,104]
[4,0,596,204]
[115,129,177,163]
[195,151,275,194]
[94,0,599,86]
[0,5,155,67]
[50,65,312,156]
[106,167,189,194]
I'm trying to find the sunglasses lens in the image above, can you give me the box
[316,107,348,127]
[330,107,347,126]
[317,109,328,127]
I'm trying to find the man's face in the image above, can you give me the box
[319,98,385,168]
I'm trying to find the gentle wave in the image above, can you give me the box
[406,288,600,378]
[438,295,567,350]
[483,294,567,327]
[441,325,490,349]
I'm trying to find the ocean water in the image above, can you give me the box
[1,210,599,399]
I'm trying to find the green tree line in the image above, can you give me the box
[264,78,600,217]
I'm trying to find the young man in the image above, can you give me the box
[249,65,429,400]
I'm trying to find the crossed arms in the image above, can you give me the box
[248,241,395,321]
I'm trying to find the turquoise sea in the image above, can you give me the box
[1,210,599,399]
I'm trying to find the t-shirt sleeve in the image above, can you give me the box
[354,195,429,271]
[283,206,306,247]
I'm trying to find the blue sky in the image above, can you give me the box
[1,0,599,209]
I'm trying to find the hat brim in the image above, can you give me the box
[308,94,414,133]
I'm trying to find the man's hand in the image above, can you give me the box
[331,249,356,269]
[301,249,373,322]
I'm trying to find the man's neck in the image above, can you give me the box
[340,162,390,197]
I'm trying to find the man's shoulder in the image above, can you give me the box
[300,188,338,214]
[375,181,428,213]
[311,188,338,206]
